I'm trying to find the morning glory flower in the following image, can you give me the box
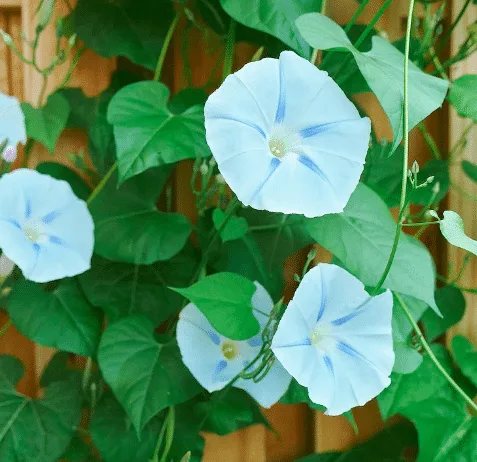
[204,51,371,218]
[272,264,394,415]
[0,169,94,283]
[177,282,292,408]
[0,92,26,152]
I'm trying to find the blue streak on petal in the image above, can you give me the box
[25,199,31,219]
[49,235,65,246]
[316,271,327,323]
[248,336,262,347]
[298,155,328,182]
[42,211,59,224]
[323,355,334,374]
[299,119,357,139]
[7,219,21,230]
[250,157,280,203]
[213,360,228,381]
[337,341,366,361]
[274,337,311,349]
[209,331,221,345]
[331,310,362,327]
[243,360,250,369]
[208,114,266,138]
[275,58,286,123]
[32,243,40,253]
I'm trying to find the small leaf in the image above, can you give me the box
[430,210,477,256]
[212,208,249,242]
[98,315,201,433]
[392,318,422,375]
[107,81,210,183]
[7,280,102,356]
[448,74,477,121]
[462,160,477,183]
[296,13,448,151]
[21,93,70,153]
[171,272,260,340]
[422,286,466,342]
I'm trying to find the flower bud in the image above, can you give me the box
[199,162,208,176]
[411,160,419,175]
[2,146,17,163]
[216,173,226,185]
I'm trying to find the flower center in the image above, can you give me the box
[23,220,44,243]
[221,341,240,360]
[269,138,287,158]
[309,324,333,349]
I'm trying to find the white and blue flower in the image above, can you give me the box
[0,92,26,154]
[272,264,394,415]
[204,51,371,218]
[177,282,292,408]
[0,169,94,283]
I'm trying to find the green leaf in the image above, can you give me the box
[431,210,477,256]
[448,75,477,121]
[7,279,102,356]
[0,355,82,462]
[392,317,422,374]
[21,93,70,153]
[61,435,92,462]
[452,335,477,388]
[80,248,198,324]
[280,379,324,411]
[171,272,260,340]
[98,315,201,433]
[36,162,91,201]
[422,286,466,342]
[89,168,191,264]
[378,344,451,419]
[90,393,162,462]
[197,388,270,435]
[212,208,249,242]
[307,184,438,312]
[433,418,477,462]
[220,0,321,56]
[40,351,81,388]
[296,13,448,151]
[108,81,210,183]
[297,423,417,462]
[462,159,477,183]
[73,0,174,69]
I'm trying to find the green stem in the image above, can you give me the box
[222,19,236,81]
[158,407,175,462]
[152,410,169,462]
[189,196,241,285]
[0,319,12,337]
[417,121,442,159]
[395,293,477,413]
[402,221,439,228]
[354,0,392,49]
[86,162,118,206]
[448,123,474,162]
[154,11,181,82]
[373,0,415,295]
[435,0,472,55]
[345,0,370,33]
[310,0,328,64]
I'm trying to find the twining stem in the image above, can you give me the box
[401,221,439,228]
[345,0,370,33]
[158,406,175,462]
[395,293,477,413]
[354,0,392,49]
[417,122,442,159]
[373,0,416,295]
[86,162,118,206]
[222,19,236,81]
[0,319,12,337]
[154,11,181,82]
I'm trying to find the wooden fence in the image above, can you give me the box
[0,0,475,460]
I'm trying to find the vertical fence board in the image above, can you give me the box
[448,2,477,342]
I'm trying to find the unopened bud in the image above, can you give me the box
[432,181,440,195]
[0,254,14,278]
[426,175,435,184]
[209,157,216,168]
[2,146,17,163]
[411,160,419,175]
[199,162,208,176]
[378,30,389,41]
[0,29,12,45]
[216,173,226,185]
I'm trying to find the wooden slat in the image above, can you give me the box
[0,10,9,92]
[448,1,477,342]
[0,0,20,8]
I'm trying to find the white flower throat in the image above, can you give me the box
[22,219,46,243]
[268,125,301,160]
[221,341,240,360]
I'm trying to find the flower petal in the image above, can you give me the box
[252,281,275,326]
[0,221,37,277]
[235,359,292,408]
[177,304,229,392]
[0,92,26,149]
